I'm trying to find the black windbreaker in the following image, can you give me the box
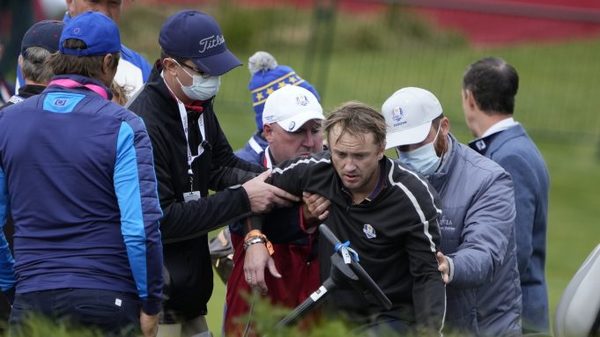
[127,64,262,320]
[269,152,446,332]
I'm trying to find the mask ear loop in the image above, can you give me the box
[432,122,442,143]
[167,59,195,81]
[432,122,445,173]
[169,58,199,93]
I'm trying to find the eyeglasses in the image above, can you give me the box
[171,59,210,79]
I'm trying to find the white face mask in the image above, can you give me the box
[397,125,442,176]
[173,60,221,101]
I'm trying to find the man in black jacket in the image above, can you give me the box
[265,102,446,335]
[126,10,298,337]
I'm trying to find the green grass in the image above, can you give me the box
[116,3,600,335]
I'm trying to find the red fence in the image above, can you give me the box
[136,0,600,45]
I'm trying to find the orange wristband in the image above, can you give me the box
[244,229,264,242]
[244,230,274,255]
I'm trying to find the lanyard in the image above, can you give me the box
[177,100,206,174]
[162,71,207,173]
[162,70,207,194]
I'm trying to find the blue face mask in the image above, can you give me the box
[397,125,442,176]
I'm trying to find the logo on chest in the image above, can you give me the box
[363,224,377,239]
[54,98,67,106]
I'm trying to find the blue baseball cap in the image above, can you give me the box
[159,10,241,76]
[59,11,121,56]
[21,20,64,56]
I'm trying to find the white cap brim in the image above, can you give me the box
[276,110,325,132]
[385,121,432,149]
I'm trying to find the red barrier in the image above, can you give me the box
[134,0,600,45]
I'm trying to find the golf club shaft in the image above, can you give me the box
[276,278,335,327]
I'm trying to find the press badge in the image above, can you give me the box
[183,191,201,202]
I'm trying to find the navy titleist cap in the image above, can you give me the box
[21,20,64,56]
[159,10,241,76]
[59,11,121,56]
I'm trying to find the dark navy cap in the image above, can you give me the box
[59,11,121,56]
[21,20,64,56]
[159,10,241,76]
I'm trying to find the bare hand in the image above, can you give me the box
[242,170,300,213]
[436,251,450,284]
[140,311,159,337]
[244,243,281,294]
[302,192,330,227]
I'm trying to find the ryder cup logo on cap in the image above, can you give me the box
[159,10,241,76]
[391,106,406,125]
[59,11,121,56]
[381,87,443,149]
[262,85,324,133]
[296,95,309,106]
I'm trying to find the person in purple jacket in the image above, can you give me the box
[0,11,163,337]
[462,56,550,334]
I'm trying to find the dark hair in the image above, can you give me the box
[462,57,519,115]
[47,39,120,79]
[324,101,387,148]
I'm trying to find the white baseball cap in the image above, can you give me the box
[262,85,324,132]
[381,87,443,149]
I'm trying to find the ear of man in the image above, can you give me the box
[162,58,178,76]
[263,123,275,143]
[102,54,118,86]
[464,89,479,110]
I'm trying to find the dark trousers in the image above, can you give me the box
[355,318,412,337]
[9,288,141,337]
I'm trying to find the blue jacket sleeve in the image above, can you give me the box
[449,170,516,287]
[0,167,15,292]
[114,121,163,315]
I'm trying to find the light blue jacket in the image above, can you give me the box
[469,124,549,333]
[426,134,522,337]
